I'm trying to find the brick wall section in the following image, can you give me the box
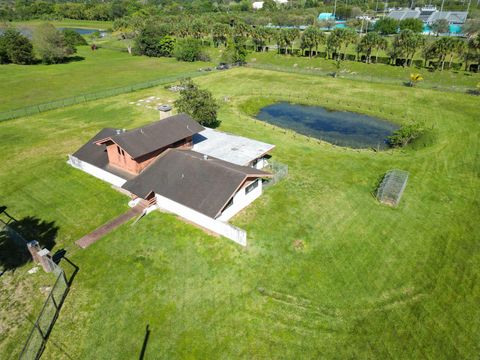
[106,136,194,175]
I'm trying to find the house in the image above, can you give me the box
[68,113,275,245]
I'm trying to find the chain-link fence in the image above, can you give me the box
[264,160,288,187]
[19,267,69,360]
[0,71,206,122]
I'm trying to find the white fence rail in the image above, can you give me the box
[155,194,247,246]
[68,155,127,188]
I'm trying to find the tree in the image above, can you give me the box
[327,28,358,60]
[173,38,204,62]
[33,23,75,64]
[221,36,248,64]
[0,28,34,64]
[134,23,175,57]
[374,17,399,35]
[387,123,424,147]
[408,73,423,87]
[431,19,449,36]
[390,29,424,66]
[212,23,230,47]
[462,19,480,37]
[174,79,220,128]
[300,26,325,58]
[251,27,269,52]
[399,18,424,34]
[262,0,277,11]
[465,34,480,71]
[357,31,386,63]
[62,29,87,47]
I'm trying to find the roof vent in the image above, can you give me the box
[116,129,121,135]
[203,154,208,160]
[122,129,126,133]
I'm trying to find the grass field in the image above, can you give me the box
[246,51,480,93]
[0,47,210,112]
[0,66,478,359]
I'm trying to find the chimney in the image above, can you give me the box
[158,104,173,120]
[203,154,208,160]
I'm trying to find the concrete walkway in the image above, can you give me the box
[75,203,146,249]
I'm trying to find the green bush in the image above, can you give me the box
[173,38,204,62]
[62,29,87,47]
[174,78,220,128]
[0,28,35,65]
[387,123,425,148]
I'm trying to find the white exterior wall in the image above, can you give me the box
[67,155,127,188]
[217,179,263,222]
[155,193,247,246]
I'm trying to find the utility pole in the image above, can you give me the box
[440,0,445,12]
[333,0,337,17]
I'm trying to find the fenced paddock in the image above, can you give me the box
[376,169,409,207]
[0,71,206,122]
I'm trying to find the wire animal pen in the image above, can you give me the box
[376,170,409,207]
[263,160,288,187]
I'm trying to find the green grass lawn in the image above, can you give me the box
[3,19,113,30]
[247,51,480,93]
[0,68,479,359]
[0,47,210,112]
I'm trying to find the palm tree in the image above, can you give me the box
[409,73,423,87]
[391,30,424,67]
[301,26,326,58]
[465,34,480,71]
[212,23,230,48]
[357,31,384,63]
[447,38,466,69]
[286,28,300,55]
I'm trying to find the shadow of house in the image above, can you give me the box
[0,216,58,272]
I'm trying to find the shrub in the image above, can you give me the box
[34,23,76,64]
[174,79,220,128]
[173,38,204,62]
[0,28,35,65]
[62,29,87,46]
[387,123,425,147]
[134,23,175,57]
[374,17,399,35]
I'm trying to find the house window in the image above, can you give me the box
[116,146,121,155]
[245,179,258,195]
[121,149,125,156]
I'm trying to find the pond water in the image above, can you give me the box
[58,27,107,36]
[256,102,399,149]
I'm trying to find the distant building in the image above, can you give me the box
[252,0,289,10]
[318,13,336,21]
[387,6,468,26]
[252,1,264,10]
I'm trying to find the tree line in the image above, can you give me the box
[121,17,480,72]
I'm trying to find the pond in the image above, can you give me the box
[58,28,107,36]
[256,102,399,149]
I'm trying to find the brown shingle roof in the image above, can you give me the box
[97,114,204,159]
[71,128,136,180]
[121,149,271,218]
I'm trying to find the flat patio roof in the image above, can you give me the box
[192,128,275,166]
